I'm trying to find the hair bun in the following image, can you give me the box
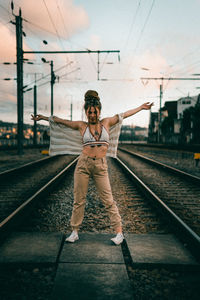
[85,97,99,107]
[84,90,101,111]
[84,90,99,101]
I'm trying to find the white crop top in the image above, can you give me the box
[82,125,109,147]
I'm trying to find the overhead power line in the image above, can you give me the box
[56,0,70,39]
[135,0,156,48]
[168,59,200,77]
[122,0,142,53]
[42,0,65,51]
[123,0,156,79]
[0,3,11,15]
[24,61,73,88]
[168,46,200,71]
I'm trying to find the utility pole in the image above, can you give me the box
[25,73,43,146]
[15,8,24,154]
[97,51,100,81]
[13,9,119,153]
[50,61,56,115]
[158,83,163,143]
[33,84,37,145]
[141,77,200,143]
[70,102,73,121]
[23,49,120,121]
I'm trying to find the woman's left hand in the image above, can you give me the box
[141,102,154,110]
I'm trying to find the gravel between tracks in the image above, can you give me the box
[0,149,199,299]
[119,144,200,178]
[21,158,167,234]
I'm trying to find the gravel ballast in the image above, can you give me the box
[0,148,199,299]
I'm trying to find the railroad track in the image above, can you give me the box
[119,143,200,178]
[22,157,168,235]
[0,154,199,299]
[0,152,199,261]
[0,155,78,240]
[117,148,200,258]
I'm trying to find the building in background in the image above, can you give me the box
[1,121,148,147]
[177,95,198,119]
[119,125,148,143]
[0,120,49,147]
[148,94,200,145]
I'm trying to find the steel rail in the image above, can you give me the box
[118,147,200,184]
[0,157,79,242]
[0,155,55,178]
[115,156,200,262]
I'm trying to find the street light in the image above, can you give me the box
[41,58,55,115]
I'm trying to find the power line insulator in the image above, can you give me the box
[11,1,14,11]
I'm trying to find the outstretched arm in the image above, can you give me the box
[103,102,153,128]
[123,102,153,119]
[31,114,84,131]
[31,114,49,121]
[52,116,84,130]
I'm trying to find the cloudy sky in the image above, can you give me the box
[1,0,200,127]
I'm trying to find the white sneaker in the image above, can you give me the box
[111,233,124,245]
[65,231,79,243]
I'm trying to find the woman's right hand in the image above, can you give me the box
[31,114,43,121]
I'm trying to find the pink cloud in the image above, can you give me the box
[19,0,89,39]
[0,25,16,62]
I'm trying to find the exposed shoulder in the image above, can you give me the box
[101,114,119,128]
[100,118,109,130]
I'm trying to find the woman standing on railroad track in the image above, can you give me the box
[31,90,153,245]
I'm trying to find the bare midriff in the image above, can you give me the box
[82,144,108,158]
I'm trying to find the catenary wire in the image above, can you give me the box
[42,0,66,51]
[123,0,156,80]
[122,0,142,54]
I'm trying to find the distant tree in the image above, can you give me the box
[161,116,174,135]
[182,103,200,143]
[182,107,193,133]
[193,102,200,143]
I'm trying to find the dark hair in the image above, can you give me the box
[84,90,102,112]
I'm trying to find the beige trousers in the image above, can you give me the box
[70,153,122,231]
